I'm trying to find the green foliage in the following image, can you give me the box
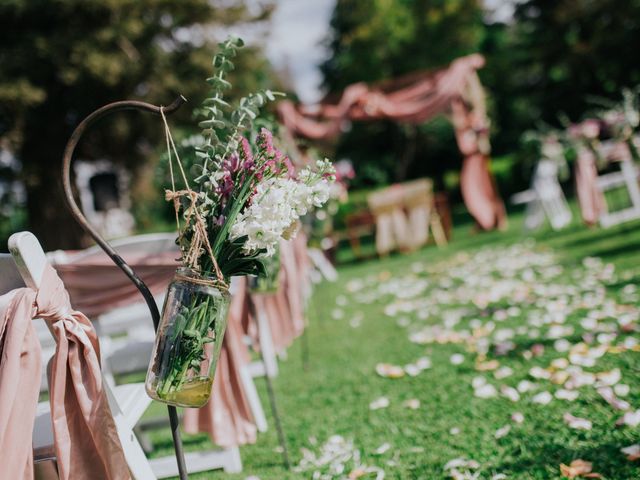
[0,0,275,249]
[194,37,283,184]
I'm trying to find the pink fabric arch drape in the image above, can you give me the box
[575,148,606,226]
[0,264,130,480]
[277,54,506,230]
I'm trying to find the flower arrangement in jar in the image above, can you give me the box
[146,37,335,407]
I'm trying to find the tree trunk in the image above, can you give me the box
[20,102,89,251]
[394,125,417,182]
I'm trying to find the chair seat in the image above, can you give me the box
[106,338,154,376]
[33,382,151,449]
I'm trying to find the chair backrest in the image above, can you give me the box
[8,231,48,290]
[0,252,25,294]
[67,232,177,262]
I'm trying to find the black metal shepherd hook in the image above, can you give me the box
[61,96,189,480]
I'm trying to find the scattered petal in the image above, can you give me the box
[616,410,640,427]
[494,425,511,439]
[374,443,391,455]
[597,387,630,411]
[511,412,525,424]
[501,385,520,402]
[475,383,498,399]
[450,354,465,365]
[563,413,593,430]
[376,363,405,379]
[556,389,579,401]
[532,391,553,405]
[369,397,390,410]
[621,444,640,461]
[559,459,601,478]
[403,399,421,410]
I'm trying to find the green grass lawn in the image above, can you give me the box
[148,206,640,479]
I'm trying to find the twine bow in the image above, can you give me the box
[160,107,226,287]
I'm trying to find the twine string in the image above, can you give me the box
[160,107,225,285]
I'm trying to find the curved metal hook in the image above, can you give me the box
[61,95,189,480]
[61,95,186,326]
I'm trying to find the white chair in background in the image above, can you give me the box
[512,159,572,230]
[596,141,640,227]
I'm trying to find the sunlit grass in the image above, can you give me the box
[146,207,640,479]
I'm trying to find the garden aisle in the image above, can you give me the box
[161,214,640,479]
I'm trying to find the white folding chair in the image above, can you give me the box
[2,231,156,479]
[596,141,640,227]
[512,159,572,231]
[50,233,249,475]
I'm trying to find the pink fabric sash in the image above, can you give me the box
[0,290,42,479]
[277,54,486,139]
[183,277,257,447]
[0,264,130,479]
[452,98,506,230]
[54,251,179,318]
[575,148,605,225]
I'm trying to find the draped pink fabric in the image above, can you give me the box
[575,148,606,225]
[277,54,506,231]
[280,238,307,338]
[54,251,179,317]
[183,237,313,446]
[277,54,487,138]
[0,264,130,480]
[182,277,257,447]
[0,290,42,480]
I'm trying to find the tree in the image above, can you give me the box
[504,0,640,127]
[0,0,274,249]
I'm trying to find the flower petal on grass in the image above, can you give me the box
[475,383,498,399]
[494,425,511,439]
[621,444,640,461]
[403,399,421,410]
[369,396,390,410]
[450,353,465,365]
[376,363,405,379]
[563,413,592,430]
[532,391,553,405]
[616,409,640,427]
[597,387,630,411]
[559,459,602,478]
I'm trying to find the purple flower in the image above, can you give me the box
[240,137,254,165]
[257,128,276,156]
[224,152,240,173]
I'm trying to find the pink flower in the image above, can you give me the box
[240,137,254,167]
[257,128,276,156]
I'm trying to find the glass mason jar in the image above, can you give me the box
[145,268,230,408]
[249,246,281,294]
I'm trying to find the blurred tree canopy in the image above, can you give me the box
[321,0,640,193]
[0,0,274,249]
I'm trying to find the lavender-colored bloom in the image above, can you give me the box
[257,128,276,156]
[224,152,240,172]
[240,137,254,164]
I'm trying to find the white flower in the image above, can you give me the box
[231,165,335,255]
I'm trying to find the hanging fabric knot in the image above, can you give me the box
[35,267,73,322]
